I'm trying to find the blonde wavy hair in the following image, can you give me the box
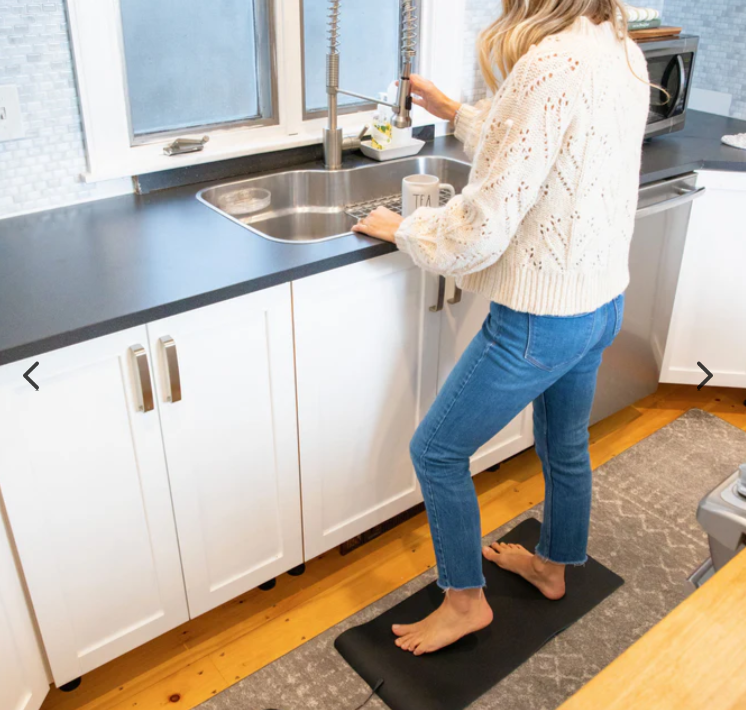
[478,0,630,91]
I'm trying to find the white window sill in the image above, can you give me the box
[82,111,447,184]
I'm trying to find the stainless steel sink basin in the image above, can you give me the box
[197,156,470,243]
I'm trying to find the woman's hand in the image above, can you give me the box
[352,206,403,243]
[409,75,462,122]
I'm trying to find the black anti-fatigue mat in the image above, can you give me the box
[335,518,624,710]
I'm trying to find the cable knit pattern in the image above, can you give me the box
[395,17,650,315]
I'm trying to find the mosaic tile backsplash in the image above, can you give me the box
[0,0,132,218]
[662,0,746,120]
[461,0,503,105]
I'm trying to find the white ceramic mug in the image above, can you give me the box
[402,174,456,217]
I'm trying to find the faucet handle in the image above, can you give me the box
[342,125,369,152]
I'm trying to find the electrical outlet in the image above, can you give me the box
[0,85,25,142]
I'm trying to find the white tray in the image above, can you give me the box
[360,138,425,162]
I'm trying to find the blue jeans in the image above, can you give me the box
[410,295,625,590]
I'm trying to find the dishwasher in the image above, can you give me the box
[590,172,705,424]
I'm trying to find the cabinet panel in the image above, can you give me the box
[0,506,49,710]
[438,280,534,473]
[148,285,303,617]
[294,253,441,558]
[0,328,188,686]
[660,171,746,387]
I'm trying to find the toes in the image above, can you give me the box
[482,545,500,564]
[392,623,411,637]
[409,636,425,654]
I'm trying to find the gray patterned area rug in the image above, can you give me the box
[199,409,746,710]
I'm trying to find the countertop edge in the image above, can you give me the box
[0,241,397,367]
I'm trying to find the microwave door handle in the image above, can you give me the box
[667,55,686,119]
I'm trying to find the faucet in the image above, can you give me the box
[323,0,418,170]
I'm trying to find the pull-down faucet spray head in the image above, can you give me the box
[392,0,418,129]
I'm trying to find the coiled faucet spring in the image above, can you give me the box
[401,0,418,61]
[327,0,341,54]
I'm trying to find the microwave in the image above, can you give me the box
[639,35,699,138]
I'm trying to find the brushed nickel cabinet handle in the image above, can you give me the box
[430,275,446,313]
[448,283,463,305]
[160,336,182,403]
[130,345,154,413]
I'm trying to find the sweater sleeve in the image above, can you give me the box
[453,99,492,160]
[395,49,590,278]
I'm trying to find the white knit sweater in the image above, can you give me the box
[395,17,650,315]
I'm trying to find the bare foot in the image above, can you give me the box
[391,588,493,655]
[482,542,566,600]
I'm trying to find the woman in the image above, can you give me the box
[352,0,650,656]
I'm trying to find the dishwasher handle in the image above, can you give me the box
[636,186,706,220]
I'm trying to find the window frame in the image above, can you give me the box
[67,0,466,183]
[123,0,280,145]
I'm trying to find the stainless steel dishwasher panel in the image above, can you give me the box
[590,173,704,424]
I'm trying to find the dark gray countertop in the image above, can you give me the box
[640,111,746,184]
[1,110,745,367]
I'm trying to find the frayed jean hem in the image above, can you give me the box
[436,577,486,592]
[534,546,588,567]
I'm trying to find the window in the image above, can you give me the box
[119,0,276,140]
[67,0,466,182]
[301,1,402,117]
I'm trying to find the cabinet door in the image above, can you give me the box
[293,252,441,559]
[438,279,534,473]
[0,328,188,687]
[0,507,49,710]
[660,171,746,387]
[148,285,303,618]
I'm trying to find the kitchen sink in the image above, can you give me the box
[196,156,470,243]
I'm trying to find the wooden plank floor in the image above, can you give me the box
[41,384,746,710]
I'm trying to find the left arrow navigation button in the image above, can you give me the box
[23,362,40,391]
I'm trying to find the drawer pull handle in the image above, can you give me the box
[448,284,463,305]
[130,345,154,413]
[160,337,182,404]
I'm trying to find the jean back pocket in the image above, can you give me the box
[524,311,596,372]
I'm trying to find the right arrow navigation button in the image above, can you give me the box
[696,362,713,390]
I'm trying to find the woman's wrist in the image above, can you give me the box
[446,99,463,123]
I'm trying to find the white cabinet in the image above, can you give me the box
[0,506,49,710]
[0,328,188,687]
[293,252,441,558]
[147,285,303,618]
[437,279,534,473]
[660,171,746,388]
